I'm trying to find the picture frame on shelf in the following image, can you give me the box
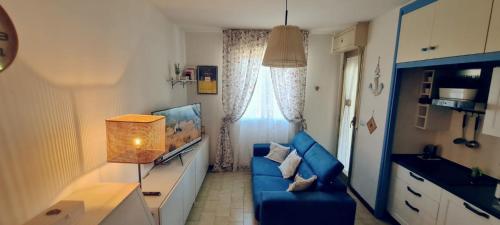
[183,66,196,80]
[197,65,218,94]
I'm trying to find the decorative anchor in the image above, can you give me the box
[369,56,384,96]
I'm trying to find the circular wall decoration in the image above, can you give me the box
[0,5,18,72]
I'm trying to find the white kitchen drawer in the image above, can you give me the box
[437,191,500,225]
[390,194,438,225]
[390,168,440,220]
[392,163,442,201]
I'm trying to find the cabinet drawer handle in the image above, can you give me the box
[407,186,422,197]
[429,45,438,50]
[405,200,420,213]
[463,202,490,219]
[409,172,424,182]
[421,47,428,52]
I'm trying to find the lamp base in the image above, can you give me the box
[142,191,161,196]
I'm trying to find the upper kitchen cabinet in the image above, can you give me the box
[396,4,435,63]
[429,0,492,59]
[397,0,493,63]
[483,68,500,137]
[486,0,500,52]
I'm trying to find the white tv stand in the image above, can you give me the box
[141,136,209,225]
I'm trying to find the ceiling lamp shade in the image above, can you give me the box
[106,114,166,164]
[262,25,306,68]
[262,0,306,68]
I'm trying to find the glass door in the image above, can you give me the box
[337,55,360,177]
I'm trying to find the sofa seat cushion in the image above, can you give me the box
[303,143,344,191]
[251,157,282,177]
[252,175,293,220]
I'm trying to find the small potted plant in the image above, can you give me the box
[174,63,181,80]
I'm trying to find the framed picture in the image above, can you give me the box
[197,65,218,94]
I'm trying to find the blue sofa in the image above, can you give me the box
[251,131,356,225]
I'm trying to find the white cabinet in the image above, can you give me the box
[397,0,493,63]
[428,0,492,59]
[388,163,441,225]
[160,185,184,225]
[388,163,500,225]
[486,0,500,52]
[436,191,500,225]
[483,68,500,137]
[182,161,197,218]
[331,22,369,53]
[143,137,209,225]
[397,4,435,63]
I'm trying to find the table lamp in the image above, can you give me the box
[106,114,165,195]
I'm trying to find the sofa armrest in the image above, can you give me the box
[259,191,356,225]
[253,143,271,156]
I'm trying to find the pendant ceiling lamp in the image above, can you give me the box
[262,0,306,68]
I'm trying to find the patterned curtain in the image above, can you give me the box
[270,31,309,131]
[214,29,269,171]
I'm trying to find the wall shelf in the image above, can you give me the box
[167,79,197,89]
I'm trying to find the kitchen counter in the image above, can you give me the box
[392,154,500,219]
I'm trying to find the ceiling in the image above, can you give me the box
[149,0,410,33]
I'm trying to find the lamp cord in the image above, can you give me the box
[285,0,288,25]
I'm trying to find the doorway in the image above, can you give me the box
[337,53,361,177]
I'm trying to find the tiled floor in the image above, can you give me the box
[186,171,391,225]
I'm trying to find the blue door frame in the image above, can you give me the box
[373,0,500,218]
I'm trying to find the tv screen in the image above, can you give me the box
[152,103,202,161]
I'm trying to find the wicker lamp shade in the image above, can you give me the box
[262,25,306,68]
[106,114,166,164]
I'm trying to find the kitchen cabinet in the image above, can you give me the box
[486,0,500,52]
[388,163,442,225]
[397,0,493,63]
[436,191,500,225]
[429,0,492,59]
[483,68,500,137]
[397,3,435,63]
[388,163,500,225]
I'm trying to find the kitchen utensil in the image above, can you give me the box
[465,116,480,149]
[453,113,468,144]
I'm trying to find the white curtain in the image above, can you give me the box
[234,67,292,169]
[270,32,309,131]
[214,29,268,171]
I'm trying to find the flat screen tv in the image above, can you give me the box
[152,103,202,164]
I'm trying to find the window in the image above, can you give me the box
[241,67,286,121]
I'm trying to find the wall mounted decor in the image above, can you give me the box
[197,65,218,94]
[369,56,384,96]
[0,5,19,72]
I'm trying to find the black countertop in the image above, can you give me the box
[392,154,500,219]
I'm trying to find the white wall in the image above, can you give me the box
[0,1,186,224]
[350,7,400,208]
[304,35,341,154]
[184,32,341,163]
[185,31,224,163]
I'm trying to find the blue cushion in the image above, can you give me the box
[297,161,315,180]
[252,175,292,219]
[303,143,344,191]
[291,131,316,156]
[251,157,282,177]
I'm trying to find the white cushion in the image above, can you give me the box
[278,150,302,179]
[265,142,290,163]
[287,174,317,192]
